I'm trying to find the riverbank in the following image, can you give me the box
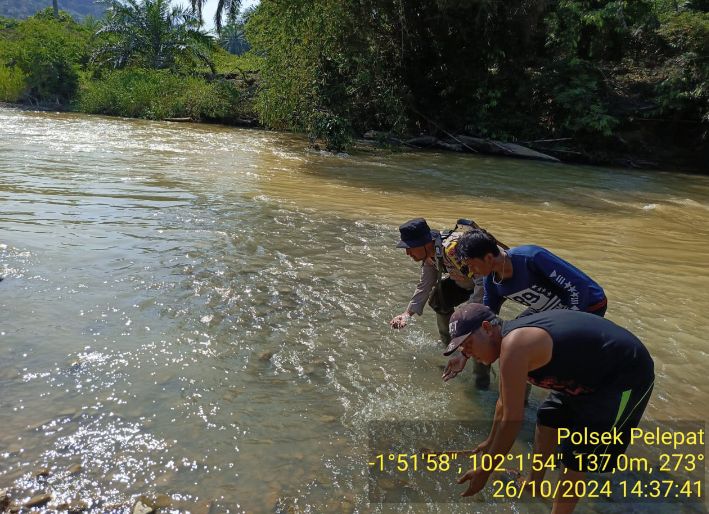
[3,5,708,175]
[4,99,704,174]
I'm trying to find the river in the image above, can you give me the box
[1,107,708,513]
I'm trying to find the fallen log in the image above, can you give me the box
[435,141,464,152]
[362,131,560,162]
[404,135,439,148]
[497,142,560,162]
[455,136,559,162]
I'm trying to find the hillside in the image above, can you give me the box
[0,0,105,20]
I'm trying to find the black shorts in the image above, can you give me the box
[536,379,654,472]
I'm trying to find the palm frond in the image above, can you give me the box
[214,0,242,34]
[92,0,214,71]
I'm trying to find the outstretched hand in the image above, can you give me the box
[442,353,468,381]
[458,467,491,497]
[390,312,410,329]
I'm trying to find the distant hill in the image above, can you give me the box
[0,0,106,20]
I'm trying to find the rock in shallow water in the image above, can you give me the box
[190,499,214,514]
[258,351,274,362]
[25,493,52,508]
[152,494,172,509]
[32,468,49,478]
[67,499,89,513]
[131,499,154,514]
[0,489,10,511]
[67,463,82,475]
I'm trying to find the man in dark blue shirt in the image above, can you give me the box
[456,228,607,317]
[442,228,607,392]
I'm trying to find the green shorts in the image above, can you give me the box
[537,379,654,472]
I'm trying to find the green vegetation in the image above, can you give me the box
[190,0,241,33]
[92,0,213,72]
[78,68,249,122]
[655,9,709,123]
[0,62,25,102]
[0,9,90,103]
[218,20,250,56]
[0,1,706,169]
[246,0,708,164]
[0,2,255,123]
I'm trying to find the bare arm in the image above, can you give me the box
[458,332,532,496]
[469,393,503,453]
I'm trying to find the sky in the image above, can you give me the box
[175,0,259,32]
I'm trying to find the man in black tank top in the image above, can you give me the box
[443,303,654,513]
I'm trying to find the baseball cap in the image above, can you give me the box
[443,303,496,356]
[396,218,433,248]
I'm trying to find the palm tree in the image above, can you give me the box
[93,0,215,72]
[190,0,242,33]
[218,21,249,54]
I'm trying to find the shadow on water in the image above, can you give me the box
[279,148,709,216]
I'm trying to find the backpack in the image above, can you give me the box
[434,219,508,280]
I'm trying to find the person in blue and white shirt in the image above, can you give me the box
[442,228,607,383]
[456,228,607,317]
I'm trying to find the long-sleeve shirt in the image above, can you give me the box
[406,258,479,316]
[483,245,606,315]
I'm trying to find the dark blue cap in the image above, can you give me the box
[396,218,433,248]
[443,303,496,356]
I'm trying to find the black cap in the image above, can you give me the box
[396,218,433,248]
[443,303,496,356]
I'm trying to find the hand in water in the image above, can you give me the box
[442,353,468,381]
[390,312,410,329]
[458,467,491,497]
[456,439,493,496]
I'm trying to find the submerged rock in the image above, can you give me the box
[152,494,172,509]
[274,496,302,514]
[32,467,50,478]
[67,463,82,475]
[190,500,214,514]
[67,499,89,513]
[0,489,10,511]
[131,499,154,514]
[25,493,52,508]
[258,351,274,362]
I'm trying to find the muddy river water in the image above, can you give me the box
[1,107,708,513]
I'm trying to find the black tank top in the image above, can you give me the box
[502,310,654,395]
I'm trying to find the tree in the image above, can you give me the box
[0,9,91,103]
[53,0,59,17]
[190,0,242,33]
[218,21,249,54]
[93,0,215,72]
